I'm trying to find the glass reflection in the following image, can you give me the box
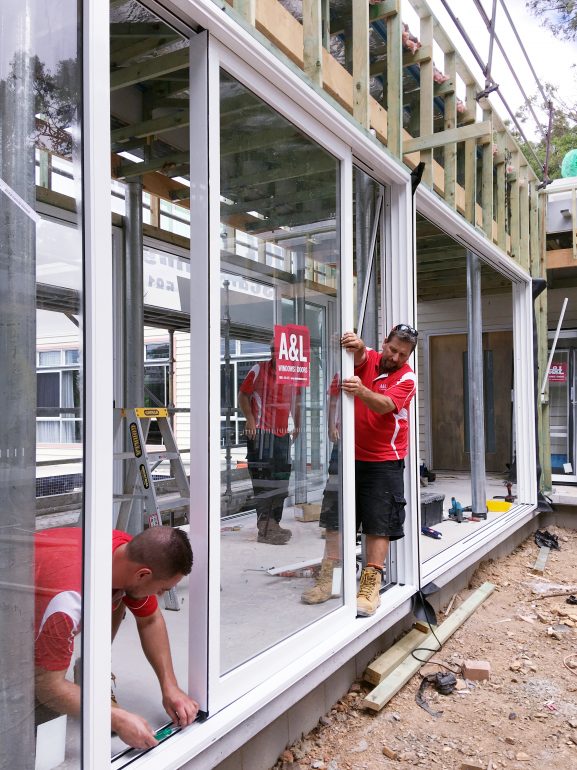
[416,214,516,564]
[219,71,342,672]
[0,1,83,766]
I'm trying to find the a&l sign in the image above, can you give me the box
[274,324,310,386]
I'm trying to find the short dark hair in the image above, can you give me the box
[387,323,418,352]
[127,527,193,578]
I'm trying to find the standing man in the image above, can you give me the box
[341,324,417,616]
[34,526,199,749]
[238,341,301,545]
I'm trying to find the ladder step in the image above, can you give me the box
[155,496,189,512]
[114,494,146,501]
[147,451,180,462]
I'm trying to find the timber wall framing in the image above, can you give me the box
[226,0,550,486]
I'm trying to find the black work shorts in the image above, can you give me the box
[355,459,406,540]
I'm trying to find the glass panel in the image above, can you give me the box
[219,70,342,672]
[110,2,195,757]
[0,1,84,766]
[549,350,571,474]
[415,215,472,559]
[479,259,515,512]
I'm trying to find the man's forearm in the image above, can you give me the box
[35,668,81,717]
[356,387,395,414]
[137,612,178,692]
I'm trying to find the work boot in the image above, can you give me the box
[301,558,341,604]
[356,566,382,617]
[257,518,291,544]
[271,518,292,538]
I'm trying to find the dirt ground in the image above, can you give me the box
[271,526,577,770]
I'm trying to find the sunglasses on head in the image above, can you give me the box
[392,323,418,338]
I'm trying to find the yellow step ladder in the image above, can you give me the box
[114,407,190,611]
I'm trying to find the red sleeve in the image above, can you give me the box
[387,373,416,412]
[354,347,376,374]
[239,366,257,395]
[328,374,340,396]
[36,613,75,671]
[123,593,158,617]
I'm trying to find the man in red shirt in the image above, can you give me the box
[342,324,417,616]
[34,526,199,749]
[238,343,301,544]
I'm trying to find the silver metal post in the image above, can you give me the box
[0,4,36,763]
[122,180,144,533]
[123,180,144,409]
[467,250,487,517]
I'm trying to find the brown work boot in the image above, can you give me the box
[356,566,382,617]
[257,518,291,544]
[301,558,341,604]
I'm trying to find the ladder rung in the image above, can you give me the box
[114,494,146,501]
[156,496,189,512]
[147,452,180,462]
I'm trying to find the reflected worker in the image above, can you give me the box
[34,526,199,749]
[302,373,342,604]
[238,341,301,545]
[342,325,417,616]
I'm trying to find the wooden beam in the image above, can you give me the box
[443,50,457,210]
[110,35,177,68]
[117,152,189,179]
[403,120,491,154]
[509,151,520,263]
[109,22,177,38]
[110,48,188,91]
[369,0,399,22]
[434,78,455,97]
[352,0,370,127]
[402,44,432,67]
[386,0,402,157]
[419,14,434,187]
[481,107,494,239]
[361,583,496,712]
[519,164,530,271]
[303,0,323,87]
[546,248,577,269]
[496,131,507,251]
[532,546,550,574]
[111,111,189,144]
[464,83,477,225]
[364,627,432,685]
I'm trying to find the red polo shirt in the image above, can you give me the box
[353,348,416,462]
[34,528,158,671]
[240,359,295,437]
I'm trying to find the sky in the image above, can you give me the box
[402,0,577,142]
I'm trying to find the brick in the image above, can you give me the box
[462,659,491,681]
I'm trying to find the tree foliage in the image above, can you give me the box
[526,0,577,41]
[514,83,577,180]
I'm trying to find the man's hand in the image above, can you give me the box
[244,416,257,440]
[341,332,367,367]
[328,424,340,443]
[341,375,366,397]
[162,683,200,727]
[112,707,159,749]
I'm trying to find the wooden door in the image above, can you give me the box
[430,332,513,473]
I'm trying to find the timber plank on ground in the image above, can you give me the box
[361,582,496,712]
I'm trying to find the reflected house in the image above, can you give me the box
[0,0,565,769]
